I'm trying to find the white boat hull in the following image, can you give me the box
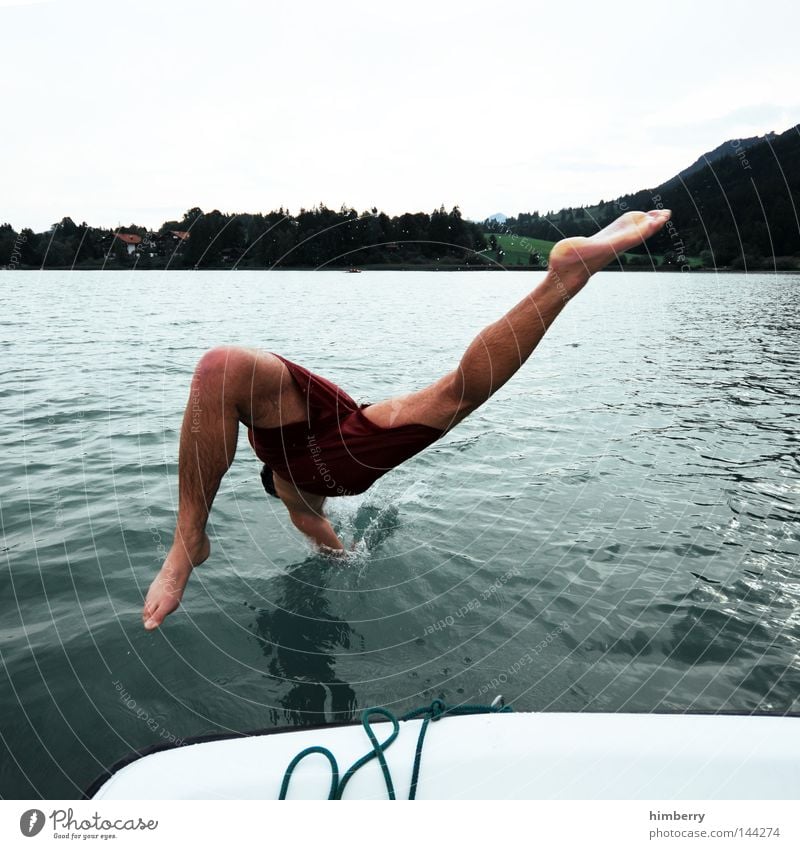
[90,712,800,800]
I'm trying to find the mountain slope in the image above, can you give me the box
[677,132,777,181]
[495,124,800,268]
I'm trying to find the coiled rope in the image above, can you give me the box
[278,697,512,800]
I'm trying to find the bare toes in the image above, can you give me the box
[144,604,164,630]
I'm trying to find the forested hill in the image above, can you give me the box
[676,132,777,181]
[491,124,800,270]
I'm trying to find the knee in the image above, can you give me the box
[194,346,251,388]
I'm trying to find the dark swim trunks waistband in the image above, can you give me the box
[260,464,279,499]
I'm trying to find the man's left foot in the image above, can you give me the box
[548,209,671,290]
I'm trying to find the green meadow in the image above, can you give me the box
[483,232,704,268]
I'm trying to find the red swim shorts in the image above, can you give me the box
[247,354,444,496]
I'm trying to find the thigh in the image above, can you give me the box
[225,348,309,430]
[360,370,473,433]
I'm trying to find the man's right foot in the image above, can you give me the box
[142,532,210,630]
[548,209,671,291]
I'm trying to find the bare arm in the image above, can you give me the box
[272,471,344,552]
[287,510,345,553]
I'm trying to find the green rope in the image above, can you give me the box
[278,697,512,800]
[336,707,399,799]
[278,746,339,800]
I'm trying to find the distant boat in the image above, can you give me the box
[346,267,361,273]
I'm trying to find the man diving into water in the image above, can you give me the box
[142,209,671,630]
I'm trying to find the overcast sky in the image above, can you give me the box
[2,0,798,230]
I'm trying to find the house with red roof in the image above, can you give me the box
[113,232,142,255]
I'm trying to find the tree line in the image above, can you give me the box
[4,125,797,272]
[0,205,488,270]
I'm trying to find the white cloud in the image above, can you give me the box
[0,0,54,7]
[1,0,798,229]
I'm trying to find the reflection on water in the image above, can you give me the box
[248,558,359,726]
[244,502,404,726]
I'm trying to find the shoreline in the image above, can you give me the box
[1,265,795,274]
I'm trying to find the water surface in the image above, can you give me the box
[1,269,798,798]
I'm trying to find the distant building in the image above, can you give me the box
[114,232,142,255]
[160,230,189,257]
[141,232,159,258]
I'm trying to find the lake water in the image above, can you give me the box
[1,269,798,798]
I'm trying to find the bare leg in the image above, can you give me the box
[362,209,671,431]
[142,348,306,630]
[453,209,672,405]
